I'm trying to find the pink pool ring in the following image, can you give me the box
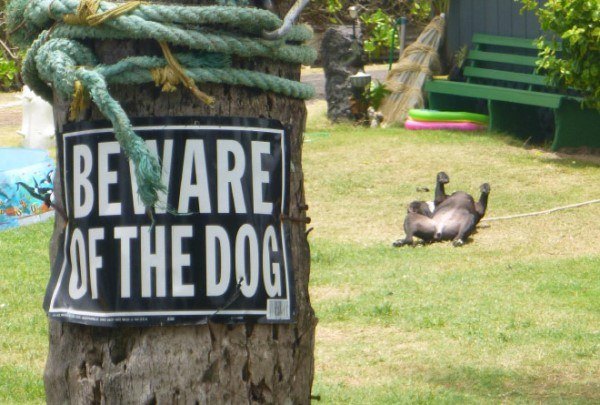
[404,118,487,131]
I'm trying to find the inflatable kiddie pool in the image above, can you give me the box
[0,148,55,231]
[408,109,489,125]
[405,118,487,131]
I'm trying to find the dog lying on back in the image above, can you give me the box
[393,172,490,247]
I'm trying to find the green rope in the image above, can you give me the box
[51,24,316,65]
[96,57,315,100]
[20,32,55,101]
[31,37,166,206]
[8,0,315,212]
[12,1,284,45]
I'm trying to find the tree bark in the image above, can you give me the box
[45,1,315,403]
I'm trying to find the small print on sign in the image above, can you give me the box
[44,116,295,326]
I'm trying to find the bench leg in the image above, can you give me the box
[488,100,549,142]
[427,92,481,112]
[552,99,600,150]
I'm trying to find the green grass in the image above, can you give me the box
[305,106,600,403]
[1,100,599,403]
[0,221,52,404]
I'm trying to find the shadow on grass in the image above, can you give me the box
[314,356,599,403]
[426,365,600,403]
[313,366,599,404]
[489,129,600,168]
[541,155,600,169]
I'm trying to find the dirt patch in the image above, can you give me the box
[557,151,600,165]
[0,92,24,145]
[528,148,600,165]
[0,92,22,127]
[316,324,426,350]
[0,92,19,105]
[0,106,22,126]
[310,285,355,301]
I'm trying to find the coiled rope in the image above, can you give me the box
[7,0,316,212]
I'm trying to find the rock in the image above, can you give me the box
[321,25,365,122]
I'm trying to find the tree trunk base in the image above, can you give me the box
[46,43,315,402]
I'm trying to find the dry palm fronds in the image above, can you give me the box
[380,16,446,126]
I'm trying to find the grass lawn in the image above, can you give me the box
[0,222,51,404]
[305,101,600,403]
[0,98,598,403]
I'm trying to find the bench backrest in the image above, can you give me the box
[462,34,558,93]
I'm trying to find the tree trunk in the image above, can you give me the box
[45,1,315,403]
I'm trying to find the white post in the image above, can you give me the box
[19,86,55,149]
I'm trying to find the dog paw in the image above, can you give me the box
[392,239,407,247]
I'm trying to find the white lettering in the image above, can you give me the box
[140,226,166,297]
[262,225,282,297]
[251,141,273,215]
[178,140,212,213]
[73,145,94,218]
[171,225,194,297]
[114,226,138,298]
[98,142,122,216]
[235,224,259,298]
[88,228,104,299]
[217,140,247,214]
[206,225,231,297]
[68,228,88,299]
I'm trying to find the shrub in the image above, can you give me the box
[1,0,23,91]
[368,80,390,110]
[304,1,446,61]
[0,55,20,91]
[522,0,600,110]
[360,8,397,60]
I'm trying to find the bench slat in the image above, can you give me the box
[424,80,563,108]
[463,67,549,87]
[472,33,538,50]
[472,33,562,52]
[468,50,539,67]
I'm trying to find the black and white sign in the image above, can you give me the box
[44,117,294,326]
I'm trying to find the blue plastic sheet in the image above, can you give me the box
[0,148,55,231]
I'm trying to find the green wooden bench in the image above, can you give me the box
[424,33,600,150]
